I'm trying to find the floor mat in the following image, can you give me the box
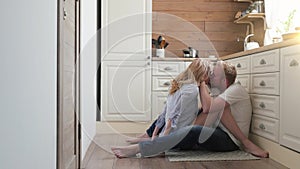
[166,150,260,162]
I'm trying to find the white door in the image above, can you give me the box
[101,0,152,121]
[102,61,151,121]
[280,45,300,152]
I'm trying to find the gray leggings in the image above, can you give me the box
[139,125,239,157]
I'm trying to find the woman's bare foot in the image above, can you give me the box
[136,133,149,138]
[126,137,151,144]
[111,145,140,158]
[242,139,269,158]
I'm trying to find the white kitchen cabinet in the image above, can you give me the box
[226,56,251,92]
[152,92,168,119]
[228,56,251,74]
[101,0,152,121]
[226,49,280,143]
[101,61,151,121]
[101,0,152,61]
[151,61,186,120]
[280,44,300,152]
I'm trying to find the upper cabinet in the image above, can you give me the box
[101,0,152,61]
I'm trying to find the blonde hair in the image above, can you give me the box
[218,61,237,86]
[169,59,210,95]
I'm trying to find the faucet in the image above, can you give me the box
[244,34,254,51]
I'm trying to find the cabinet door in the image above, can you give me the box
[228,56,251,74]
[236,74,251,92]
[280,45,300,152]
[101,0,152,61]
[152,92,168,120]
[101,61,151,121]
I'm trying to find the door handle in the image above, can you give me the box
[63,8,67,20]
[260,59,266,65]
[259,102,266,109]
[289,59,299,67]
[164,67,172,71]
[259,80,266,87]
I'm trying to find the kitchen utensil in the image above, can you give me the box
[157,35,162,47]
[164,42,169,49]
[189,47,198,58]
[152,39,159,49]
[160,39,166,49]
[182,47,198,58]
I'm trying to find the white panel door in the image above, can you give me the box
[280,45,300,152]
[102,61,151,121]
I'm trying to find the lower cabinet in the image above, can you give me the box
[226,45,300,153]
[280,44,300,152]
[101,61,151,121]
[151,61,187,120]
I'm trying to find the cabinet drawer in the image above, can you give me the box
[251,72,279,95]
[152,62,185,76]
[251,114,279,142]
[250,94,279,119]
[251,49,280,73]
[236,74,250,92]
[152,92,168,120]
[152,76,173,91]
[227,56,250,74]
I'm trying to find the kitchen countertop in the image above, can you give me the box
[152,37,300,61]
[220,37,300,60]
[152,57,197,61]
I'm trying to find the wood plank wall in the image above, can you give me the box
[152,0,249,58]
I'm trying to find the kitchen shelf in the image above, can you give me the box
[234,13,266,33]
[234,0,253,2]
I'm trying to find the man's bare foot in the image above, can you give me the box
[243,139,269,158]
[111,145,140,158]
[126,137,151,144]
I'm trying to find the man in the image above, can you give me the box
[111,61,269,158]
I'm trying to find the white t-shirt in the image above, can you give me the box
[218,83,252,148]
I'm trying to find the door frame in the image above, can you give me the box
[57,0,81,168]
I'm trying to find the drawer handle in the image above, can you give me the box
[163,82,170,86]
[163,101,167,104]
[236,63,242,68]
[259,80,266,87]
[260,59,266,65]
[259,102,266,109]
[259,123,266,130]
[289,59,299,67]
[164,67,173,71]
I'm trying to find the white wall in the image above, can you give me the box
[80,0,97,160]
[0,1,57,169]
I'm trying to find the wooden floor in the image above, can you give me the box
[82,134,288,169]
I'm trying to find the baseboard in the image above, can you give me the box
[250,134,300,169]
[96,121,153,134]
